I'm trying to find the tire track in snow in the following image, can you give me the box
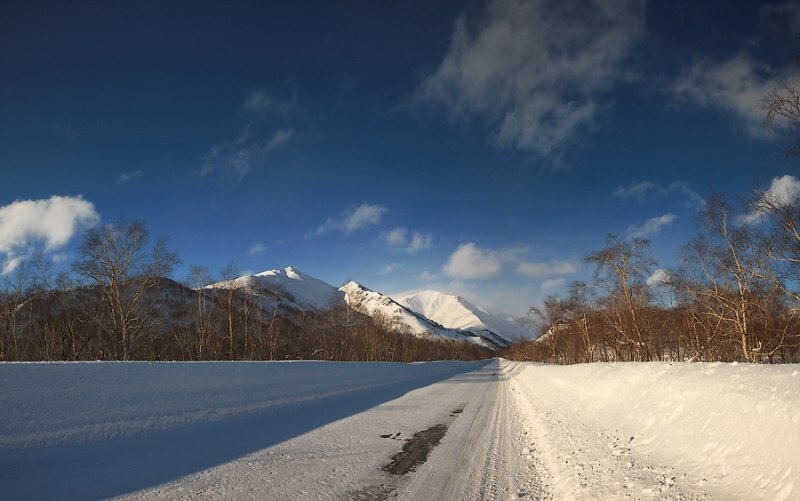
[398,360,550,500]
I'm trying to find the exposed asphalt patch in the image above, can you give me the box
[347,404,467,500]
[381,424,449,476]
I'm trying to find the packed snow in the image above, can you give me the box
[1,360,797,500]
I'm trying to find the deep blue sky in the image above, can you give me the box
[1,0,798,316]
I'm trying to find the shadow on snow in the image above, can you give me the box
[0,360,492,500]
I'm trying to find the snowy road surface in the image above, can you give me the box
[1,360,798,500]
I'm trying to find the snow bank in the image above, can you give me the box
[512,362,800,501]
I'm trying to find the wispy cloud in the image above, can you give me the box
[315,202,388,236]
[116,170,143,185]
[517,259,577,278]
[740,174,800,224]
[199,88,298,185]
[415,0,646,156]
[247,242,268,256]
[671,53,792,138]
[377,262,403,276]
[0,195,99,275]
[613,180,705,210]
[52,124,80,144]
[242,88,296,119]
[263,128,295,153]
[541,277,566,292]
[647,268,670,287]
[627,213,677,239]
[383,227,433,253]
[612,181,662,202]
[760,1,800,37]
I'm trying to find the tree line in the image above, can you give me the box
[504,78,800,365]
[503,193,800,364]
[0,220,490,362]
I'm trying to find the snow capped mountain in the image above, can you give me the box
[338,281,494,347]
[207,266,344,312]
[397,290,528,347]
[207,266,520,349]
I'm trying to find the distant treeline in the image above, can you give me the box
[0,220,490,363]
[502,194,800,364]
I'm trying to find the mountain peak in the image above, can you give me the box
[397,290,522,345]
[255,265,303,279]
[223,266,341,311]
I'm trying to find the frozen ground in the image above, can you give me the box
[1,360,797,500]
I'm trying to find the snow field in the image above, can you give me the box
[1,360,797,500]
[509,362,800,501]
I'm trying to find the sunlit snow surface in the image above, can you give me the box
[1,361,797,500]
[398,289,527,341]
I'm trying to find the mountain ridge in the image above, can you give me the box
[207,266,525,348]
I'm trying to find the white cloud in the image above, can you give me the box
[541,277,566,292]
[315,202,388,236]
[408,232,433,252]
[647,268,670,287]
[247,242,267,256]
[415,0,646,156]
[740,174,800,224]
[627,213,677,239]
[442,242,502,279]
[672,53,792,138]
[517,259,577,278]
[668,181,707,210]
[383,226,433,252]
[613,180,705,210]
[116,170,143,185]
[0,195,99,275]
[2,256,23,276]
[384,227,408,248]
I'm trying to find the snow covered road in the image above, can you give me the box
[120,359,545,500]
[2,360,798,500]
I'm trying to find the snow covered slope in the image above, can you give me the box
[339,282,494,348]
[397,290,523,346]
[206,267,519,348]
[207,266,344,312]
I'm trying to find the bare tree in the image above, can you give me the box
[74,219,178,360]
[216,262,240,360]
[763,81,800,158]
[185,265,215,360]
[0,262,33,361]
[586,235,655,361]
[676,196,775,362]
